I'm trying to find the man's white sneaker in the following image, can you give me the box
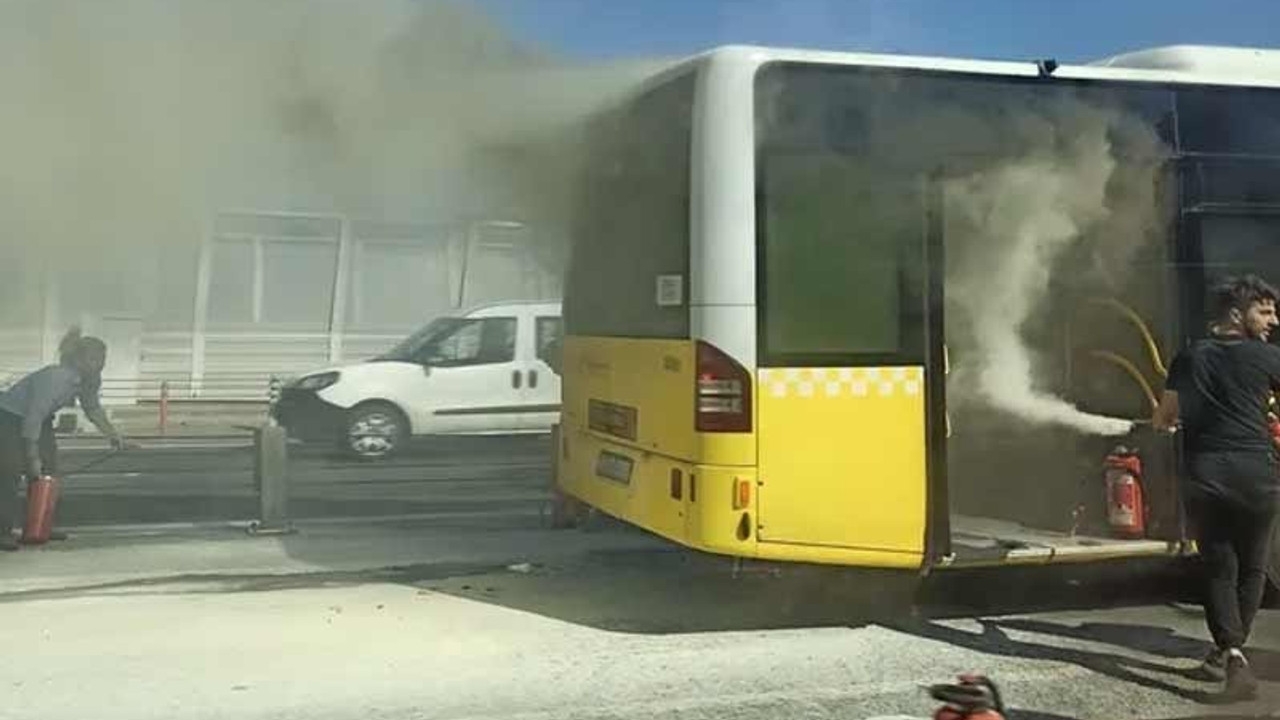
[1224,648,1259,701]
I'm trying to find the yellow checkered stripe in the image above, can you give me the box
[757,367,925,399]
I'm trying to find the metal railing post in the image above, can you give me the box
[267,375,282,423]
[249,375,293,535]
[158,380,170,436]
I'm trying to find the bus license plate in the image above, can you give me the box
[595,451,634,486]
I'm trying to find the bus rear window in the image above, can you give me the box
[754,63,1175,368]
[758,153,926,365]
[1178,87,1280,156]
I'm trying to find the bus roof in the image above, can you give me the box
[680,44,1280,91]
[1093,44,1280,77]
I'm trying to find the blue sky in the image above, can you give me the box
[474,0,1280,63]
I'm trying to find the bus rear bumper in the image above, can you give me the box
[555,428,927,570]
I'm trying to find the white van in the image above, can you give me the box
[273,301,562,458]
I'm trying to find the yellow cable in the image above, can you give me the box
[1086,298,1168,378]
[1087,349,1159,410]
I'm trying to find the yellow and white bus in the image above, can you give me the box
[554,44,1280,572]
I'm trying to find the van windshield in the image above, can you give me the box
[376,317,462,362]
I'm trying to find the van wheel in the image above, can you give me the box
[345,403,407,460]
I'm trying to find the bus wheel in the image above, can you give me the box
[548,490,586,529]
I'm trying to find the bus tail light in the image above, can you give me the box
[696,341,752,433]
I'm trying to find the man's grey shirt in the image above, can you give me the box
[0,365,99,440]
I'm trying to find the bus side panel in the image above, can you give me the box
[558,427,764,558]
[558,425,628,519]
[559,426,696,542]
[684,464,760,556]
[560,336,697,460]
[558,335,702,543]
[755,366,928,556]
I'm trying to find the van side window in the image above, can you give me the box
[418,317,517,366]
[536,317,562,367]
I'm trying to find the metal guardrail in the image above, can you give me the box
[1,372,288,400]
[104,376,283,401]
[142,376,283,436]
[1,371,285,436]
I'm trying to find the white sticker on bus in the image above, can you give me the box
[655,274,684,307]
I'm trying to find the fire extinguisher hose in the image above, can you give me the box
[1085,297,1168,378]
[59,449,121,477]
[1087,350,1158,411]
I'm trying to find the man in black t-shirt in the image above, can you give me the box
[1155,274,1280,700]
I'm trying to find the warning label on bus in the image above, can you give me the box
[588,399,638,441]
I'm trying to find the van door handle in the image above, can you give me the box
[512,370,522,389]
[528,369,538,389]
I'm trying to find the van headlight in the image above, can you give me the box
[294,372,340,391]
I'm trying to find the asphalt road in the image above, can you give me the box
[56,435,553,526]
[7,534,1279,720]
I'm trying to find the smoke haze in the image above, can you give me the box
[0,0,653,326]
[944,103,1166,436]
[2,2,1171,437]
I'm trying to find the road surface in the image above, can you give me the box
[2,541,1277,720]
[27,435,1279,719]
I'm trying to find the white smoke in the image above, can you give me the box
[945,110,1143,437]
[0,0,656,321]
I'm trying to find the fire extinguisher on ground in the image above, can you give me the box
[1104,446,1145,540]
[22,475,60,545]
[930,675,1005,720]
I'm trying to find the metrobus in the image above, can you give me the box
[553,44,1280,574]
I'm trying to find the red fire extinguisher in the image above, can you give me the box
[22,475,60,545]
[1104,446,1145,540]
[930,675,1005,720]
